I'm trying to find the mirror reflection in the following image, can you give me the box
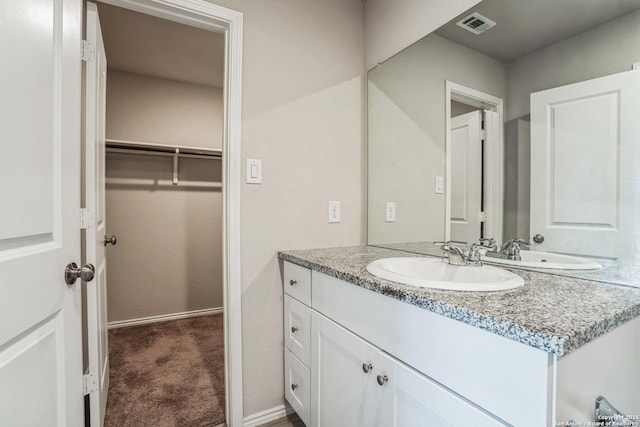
[367,0,640,272]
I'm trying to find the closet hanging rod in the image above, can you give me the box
[105,139,222,158]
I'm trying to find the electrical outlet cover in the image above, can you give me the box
[328,201,341,223]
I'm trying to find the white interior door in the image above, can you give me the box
[450,110,482,244]
[85,3,110,426]
[530,69,640,259]
[0,0,84,425]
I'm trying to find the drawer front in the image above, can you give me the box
[285,294,311,366]
[284,261,311,306]
[285,349,311,426]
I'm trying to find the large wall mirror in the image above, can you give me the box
[367,0,640,278]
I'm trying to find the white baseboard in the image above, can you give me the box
[107,307,224,329]
[243,404,295,427]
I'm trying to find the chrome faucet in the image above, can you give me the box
[478,237,498,252]
[498,239,531,261]
[440,242,483,267]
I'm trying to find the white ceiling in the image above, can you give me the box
[435,0,640,63]
[97,3,225,87]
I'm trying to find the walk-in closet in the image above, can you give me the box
[97,3,226,425]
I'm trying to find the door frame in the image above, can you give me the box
[445,81,503,245]
[95,0,244,425]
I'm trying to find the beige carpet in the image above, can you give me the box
[105,314,225,427]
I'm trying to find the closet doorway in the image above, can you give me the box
[85,1,242,425]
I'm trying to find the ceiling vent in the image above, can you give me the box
[456,12,496,35]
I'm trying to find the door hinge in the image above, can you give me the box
[479,211,487,222]
[480,129,487,140]
[80,208,94,229]
[81,40,95,62]
[83,373,98,395]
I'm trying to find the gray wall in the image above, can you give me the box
[503,117,530,241]
[105,70,224,322]
[368,33,506,244]
[206,0,366,417]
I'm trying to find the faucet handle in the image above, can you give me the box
[440,243,465,256]
[440,243,467,266]
[501,238,530,250]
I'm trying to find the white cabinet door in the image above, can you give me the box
[393,359,506,427]
[363,343,395,427]
[530,69,640,259]
[366,346,507,427]
[311,312,370,427]
[0,0,83,425]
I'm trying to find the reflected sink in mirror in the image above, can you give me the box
[366,257,524,292]
[481,251,602,271]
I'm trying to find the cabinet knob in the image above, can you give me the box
[376,374,388,386]
[291,383,298,391]
[362,363,373,373]
[289,279,297,286]
[291,326,299,333]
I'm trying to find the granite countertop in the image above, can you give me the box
[278,245,640,357]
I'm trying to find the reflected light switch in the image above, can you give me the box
[435,176,444,194]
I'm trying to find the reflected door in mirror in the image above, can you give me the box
[530,69,640,260]
[450,110,482,244]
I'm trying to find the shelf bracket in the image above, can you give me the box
[173,148,179,185]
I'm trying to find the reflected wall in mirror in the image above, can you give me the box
[368,0,640,265]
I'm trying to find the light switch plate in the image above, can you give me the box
[246,159,262,184]
[435,176,444,194]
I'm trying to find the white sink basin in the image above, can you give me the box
[366,257,524,292]
[482,250,602,270]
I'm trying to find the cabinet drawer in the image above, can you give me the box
[284,261,311,306]
[285,294,311,366]
[285,349,310,426]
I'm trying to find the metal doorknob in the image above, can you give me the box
[376,374,389,386]
[104,235,117,246]
[532,234,545,244]
[65,262,95,285]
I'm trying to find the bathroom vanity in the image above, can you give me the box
[279,246,640,426]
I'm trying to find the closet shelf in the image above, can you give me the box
[106,138,222,185]
[105,139,222,159]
